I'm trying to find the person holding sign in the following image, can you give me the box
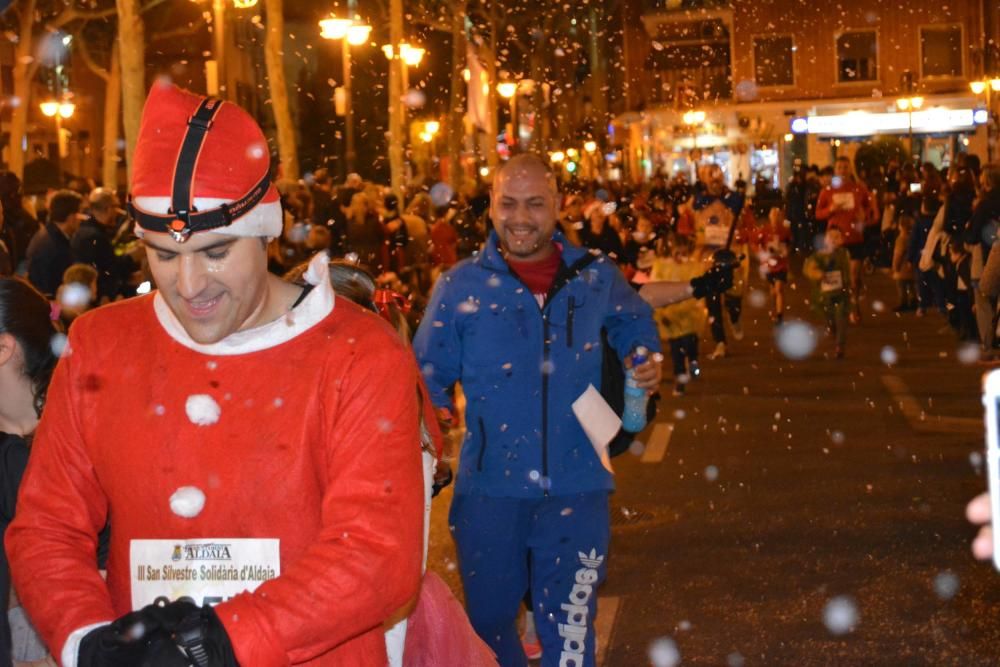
[815,156,877,323]
[676,164,748,360]
[6,82,425,666]
[804,227,853,358]
[413,154,662,667]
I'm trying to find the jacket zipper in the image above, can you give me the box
[567,297,575,348]
[506,252,599,497]
[477,417,487,471]
[541,316,551,494]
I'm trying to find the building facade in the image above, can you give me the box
[615,0,1000,189]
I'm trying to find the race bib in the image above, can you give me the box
[821,271,844,293]
[695,200,735,248]
[130,538,280,609]
[703,224,730,246]
[832,193,855,211]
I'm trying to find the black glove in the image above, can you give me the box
[80,601,238,667]
[432,462,453,497]
[78,603,186,667]
[690,261,735,298]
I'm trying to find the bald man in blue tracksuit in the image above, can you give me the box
[414,154,661,667]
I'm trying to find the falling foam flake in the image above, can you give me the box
[60,282,91,309]
[747,288,768,309]
[50,333,69,358]
[185,394,221,426]
[933,571,960,600]
[880,346,898,366]
[704,465,719,482]
[823,596,859,635]
[774,320,818,360]
[170,486,206,518]
[957,343,980,365]
[648,637,680,667]
[628,440,646,457]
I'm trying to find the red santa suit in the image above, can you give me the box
[6,83,425,667]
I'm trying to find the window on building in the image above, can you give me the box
[836,30,878,83]
[921,25,962,78]
[753,36,794,87]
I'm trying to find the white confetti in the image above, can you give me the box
[933,571,959,600]
[747,289,768,309]
[880,346,898,366]
[185,394,221,426]
[774,320,818,360]
[823,595,859,635]
[648,637,680,667]
[59,282,91,309]
[50,333,69,358]
[136,281,152,295]
[169,486,206,518]
[957,343,980,365]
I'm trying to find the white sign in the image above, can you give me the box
[796,108,978,137]
[572,384,620,474]
[130,538,280,610]
[821,271,844,293]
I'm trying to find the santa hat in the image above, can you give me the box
[128,80,281,242]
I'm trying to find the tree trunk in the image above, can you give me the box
[9,0,37,179]
[102,42,122,189]
[588,7,608,139]
[117,0,145,184]
[447,0,466,193]
[485,0,499,174]
[388,0,405,199]
[263,0,299,180]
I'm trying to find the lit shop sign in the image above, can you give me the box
[790,109,987,137]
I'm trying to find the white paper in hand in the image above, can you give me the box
[572,384,621,474]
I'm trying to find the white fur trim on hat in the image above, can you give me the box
[132,196,282,239]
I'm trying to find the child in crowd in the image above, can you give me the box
[804,227,852,359]
[651,235,707,395]
[943,235,976,342]
[752,206,791,324]
[54,263,98,328]
[892,213,917,312]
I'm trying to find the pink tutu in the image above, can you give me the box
[403,572,498,667]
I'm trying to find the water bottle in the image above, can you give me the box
[622,346,650,433]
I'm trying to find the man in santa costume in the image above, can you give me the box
[6,81,425,666]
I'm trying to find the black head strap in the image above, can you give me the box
[127,97,272,243]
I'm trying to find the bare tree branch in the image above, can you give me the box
[75,25,110,81]
[148,24,201,43]
[140,0,170,16]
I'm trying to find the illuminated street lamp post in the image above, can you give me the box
[320,16,372,175]
[970,77,1000,162]
[497,81,518,152]
[382,42,426,170]
[39,98,75,171]
[896,70,923,161]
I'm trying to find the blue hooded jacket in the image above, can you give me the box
[413,231,661,498]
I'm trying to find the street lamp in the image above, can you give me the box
[497,81,519,152]
[319,15,371,174]
[896,95,924,159]
[897,70,923,161]
[970,77,1000,161]
[39,98,74,169]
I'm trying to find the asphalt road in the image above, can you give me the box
[427,266,1000,666]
